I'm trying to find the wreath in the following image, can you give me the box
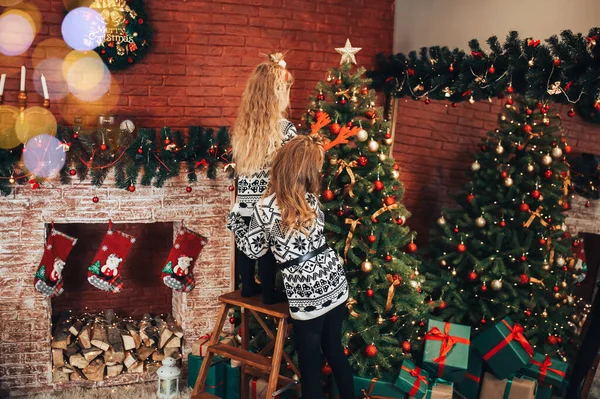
[89,0,151,70]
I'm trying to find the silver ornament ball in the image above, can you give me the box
[495,145,504,155]
[542,154,552,166]
[356,129,369,142]
[367,139,380,153]
[556,257,566,267]
[475,216,486,228]
[471,161,481,171]
[378,152,387,162]
[552,147,563,158]
[491,279,503,290]
[361,260,373,273]
[391,170,400,180]
[384,137,393,146]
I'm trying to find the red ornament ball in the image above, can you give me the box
[393,163,400,171]
[457,243,466,253]
[138,18,144,24]
[340,98,347,105]
[419,321,426,327]
[531,190,541,200]
[520,255,527,262]
[401,341,411,352]
[371,217,378,224]
[573,240,580,247]
[519,274,530,284]
[544,169,554,179]
[364,344,377,357]
[317,94,325,101]
[384,196,396,206]
[564,145,572,154]
[229,317,236,324]
[453,227,459,234]
[322,189,334,202]
[541,107,548,114]
[557,337,563,344]
[186,186,192,193]
[468,271,478,281]
[366,288,374,297]
[500,171,508,178]
[520,203,530,212]
[586,201,591,208]
[385,254,393,262]
[92,196,99,203]
[536,102,543,109]
[553,285,560,293]
[335,78,342,85]
[100,143,107,151]
[506,97,514,106]
[526,108,533,116]
[329,123,341,135]
[347,121,353,127]
[525,309,532,317]
[500,220,506,228]
[481,284,488,292]
[137,147,143,154]
[452,102,457,108]
[466,193,475,202]
[407,242,418,253]
[448,64,454,72]
[361,88,369,95]
[365,110,376,119]
[229,185,235,192]
[358,155,368,167]
[128,185,136,192]
[321,363,332,376]
[439,301,447,310]
[539,237,547,245]
[481,318,487,324]
[367,235,377,244]
[517,144,524,151]
[337,209,344,217]
[547,335,557,345]
[69,169,77,176]
[546,217,553,224]
[373,180,384,192]
[562,202,570,210]
[73,133,79,140]
[522,124,533,134]
[568,109,575,118]
[128,57,133,64]
[424,98,431,105]
[507,86,514,94]
[344,348,350,356]
[488,65,496,74]
[553,58,561,66]
[396,216,405,226]
[164,138,171,145]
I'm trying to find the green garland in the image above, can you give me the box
[369,28,600,123]
[0,125,232,196]
[90,0,151,70]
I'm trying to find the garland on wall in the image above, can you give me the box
[0,125,233,197]
[368,28,600,123]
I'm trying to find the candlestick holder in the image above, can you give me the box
[0,94,3,106]
[17,91,27,113]
[42,99,50,109]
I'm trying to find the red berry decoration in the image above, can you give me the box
[522,124,533,133]
[520,203,530,212]
[407,242,418,253]
[499,220,506,228]
[466,193,475,202]
[384,196,396,206]
[100,143,107,151]
[544,169,553,179]
[229,317,236,324]
[373,180,384,192]
[488,65,495,74]
[568,109,575,118]
[468,271,478,281]
[366,288,374,297]
[322,189,334,202]
[367,235,377,244]
[229,185,235,192]
[531,190,541,200]
[385,254,393,262]
[69,169,77,176]
[439,301,447,310]
[553,285,559,293]
[364,344,377,357]
[186,186,192,193]
[329,123,341,135]
[92,196,99,203]
[128,185,136,192]
[358,155,368,167]
[457,243,466,253]
[547,335,557,345]
[321,363,332,376]
[519,274,530,284]
[401,341,411,352]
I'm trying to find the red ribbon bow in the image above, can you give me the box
[401,365,428,396]
[528,39,541,47]
[587,35,597,43]
[425,322,470,377]
[471,51,483,57]
[564,81,573,91]
[531,355,565,383]
[407,68,415,76]
[462,89,472,97]
[483,320,534,361]
[195,159,208,168]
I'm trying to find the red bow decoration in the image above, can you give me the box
[564,81,573,91]
[425,322,470,377]
[483,320,533,361]
[471,51,483,57]
[195,159,207,168]
[462,89,472,97]
[528,39,541,47]
[407,68,415,76]
[530,355,566,383]
[401,365,428,396]
[587,35,597,43]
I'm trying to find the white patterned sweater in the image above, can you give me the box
[234,119,297,217]
[227,193,349,320]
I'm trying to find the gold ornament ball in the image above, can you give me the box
[475,216,486,228]
[542,154,552,166]
[367,139,380,153]
[8,177,15,184]
[561,280,568,288]
[567,295,575,305]
[556,303,561,308]
[556,257,566,267]
[554,292,562,299]
[528,58,535,67]
[384,137,393,146]
[471,161,481,171]
[491,279,503,290]
[571,314,579,322]
[552,147,563,158]
[293,374,299,381]
[500,115,507,121]
[361,260,373,273]
[527,164,535,173]
[329,157,338,165]
[391,170,400,180]
[542,262,551,271]
[451,268,457,276]
[437,216,446,226]
[356,129,369,142]
[378,152,387,162]
[377,315,385,325]
[541,310,549,318]
[440,259,447,267]
[409,280,418,288]
[495,145,504,155]
[504,177,513,187]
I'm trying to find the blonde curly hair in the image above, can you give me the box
[231,52,294,176]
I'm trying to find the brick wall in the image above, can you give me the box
[0,0,395,128]
[392,99,600,244]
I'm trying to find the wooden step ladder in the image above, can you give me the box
[191,290,301,399]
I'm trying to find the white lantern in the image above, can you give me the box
[157,357,180,398]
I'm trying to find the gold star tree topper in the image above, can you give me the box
[335,39,362,65]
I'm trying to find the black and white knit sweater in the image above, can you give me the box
[227,193,349,320]
[234,119,297,218]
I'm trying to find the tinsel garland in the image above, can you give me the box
[368,28,600,123]
[0,125,232,196]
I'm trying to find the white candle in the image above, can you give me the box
[0,74,5,96]
[41,74,49,99]
[20,66,26,91]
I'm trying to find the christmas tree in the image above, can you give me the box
[304,40,429,377]
[423,99,587,360]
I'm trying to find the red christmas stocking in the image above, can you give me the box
[87,221,135,293]
[34,228,78,297]
[162,227,208,292]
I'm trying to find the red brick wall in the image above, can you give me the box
[0,0,395,128]
[393,99,600,244]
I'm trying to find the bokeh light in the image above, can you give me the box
[0,105,21,149]
[57,77,121,121]
[63,0,94,12]
[5,2,42,34]
[61,7,106,51]
[23,134,66,178]
[15,107,57,144]
[0,11,35,56]
[32,38,71,69]
[0,0,24,6]
[33,58,69,101]
[62,50,111,101]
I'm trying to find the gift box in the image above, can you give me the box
[409,379,453,399]
[422,320,470,382]
[535,383,553,399]
[479,372,537,399]
[395,360,430,399]
[192,334,213,357]
[455,347,484,399]
[473,317,533,379]
[330,373,406,399]
[521,353,567,387]
[187,354,226,396]
[224,360,241,399]
[250,377,298,399]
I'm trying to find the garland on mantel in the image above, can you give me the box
[368,28,600,123]
[0,125,233,196]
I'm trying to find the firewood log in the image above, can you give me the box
[165,336,181,348]
[64,343,79,357]
[136,345,154,361]
[166,314,184,338]
[106,327,125,364]
[156,317,173,349]
[123,351,138,369]
[83,358,105,382]
[106,364,123,378]
[69,369,86,381]
[69,320,83,336]
[52,349,65,368]
[78,322,92,349]
[52,325,71,349]
[121,331,136,351]
[53,370,69,383]
[91,323,109,351]
[69,353,89,369]
[151,350,164,362]
[128,361,144,374]
[125,322,141,349]
[81,348,102,362]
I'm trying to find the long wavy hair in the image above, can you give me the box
[232,53,293,176]
[264,135,324,235]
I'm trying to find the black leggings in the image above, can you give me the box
[293,303,355,399]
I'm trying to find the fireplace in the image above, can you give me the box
[0,172,233,396]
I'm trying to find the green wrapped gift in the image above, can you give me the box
[395,360,430,399]
[473,317,533,379]
[409,379,453,399]
[535,383,553,399]
[479,372,537,399]
[455,347,484,399]
[224,360,241,399]
[187,354,226,396]
[521,353,567,387]
[422,319,470,382]
[330,373,406,398]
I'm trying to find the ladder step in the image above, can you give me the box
[244,365,299,388]
[209,343,272,371]
[191,393,221,399]
[218,290,290,319]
